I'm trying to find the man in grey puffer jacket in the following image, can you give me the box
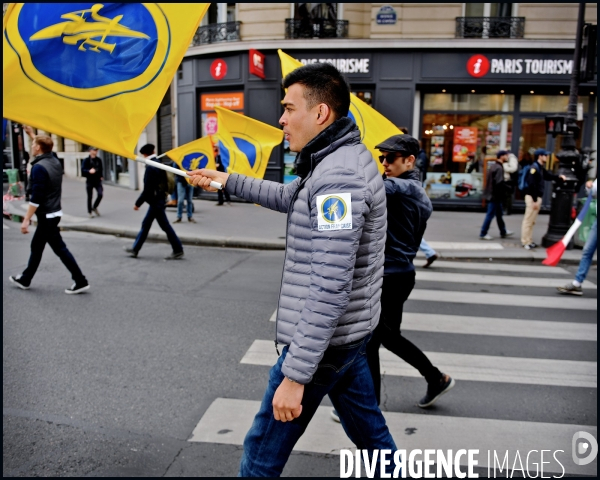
[189,63,396,477]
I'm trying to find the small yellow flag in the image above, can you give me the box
[278,49,402,174]
[215,106,283,179]
[3,4,209,159]
[165,136,216,172]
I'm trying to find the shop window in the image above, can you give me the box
[424,93,515,112]
[421,113,513,202]
[464,3,512,17]
[520,95,589,113]
[294,3,338,21]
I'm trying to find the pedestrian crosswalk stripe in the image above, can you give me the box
[417,260,570,275]
[408,289,596,310]
[3,223,8,229]
[241,340,597,388]
[415,270,596,289]
[268,311,596,341]
[401,313,597,341]
[189,398,597,476]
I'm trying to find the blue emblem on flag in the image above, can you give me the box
[218,140,230,170]
[5,3,170,101]
[181,152,208,171]
[321,196,347,223]
[233,137,257,168]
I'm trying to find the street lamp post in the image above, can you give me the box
[542,3,586,248]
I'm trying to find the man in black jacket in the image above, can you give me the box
[9,134,89,294]
[124,144,183,259]
[366,134,454,409]
[479,150,514,240]
[520,148,566,249]
[81,147,103,218]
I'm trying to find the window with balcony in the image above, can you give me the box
[285,3,348,39]
[193,3,240,46]
[457,3,524,38]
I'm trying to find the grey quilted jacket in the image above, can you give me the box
[225,119,387,384]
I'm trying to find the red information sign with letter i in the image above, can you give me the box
[210,59,227,80]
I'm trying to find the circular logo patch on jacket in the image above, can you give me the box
[5,3,169,101]
[317,193,352,231]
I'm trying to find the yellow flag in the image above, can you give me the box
[215,106,283,179]
[278,49,396,174]
[165,136,216,172]
[3,3,209,159]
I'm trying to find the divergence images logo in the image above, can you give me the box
[467,54,490,78]
[572,431,598,466]
[321,196,348,223]
[6,3,170,101]
[181,153,209,171]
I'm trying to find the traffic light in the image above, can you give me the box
[545,115,566,137]
[580,23,597,82]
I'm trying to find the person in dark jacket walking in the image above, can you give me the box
[9,134,89,294]
[366,134,454,409]
[187,63,396,477]
[124,144,184,260]
[520,148,566,249]
[479,150,514,240]
[213,144,231,206]
[81,146,104,218]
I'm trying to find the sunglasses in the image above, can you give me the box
[378,152,407,163]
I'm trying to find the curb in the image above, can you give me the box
[59,224,287,251]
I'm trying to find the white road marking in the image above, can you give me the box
[241,340,597,388]
[415,270,596,289]
[418,260,570,275]
[189,398,597,476]
[423,242,504,250]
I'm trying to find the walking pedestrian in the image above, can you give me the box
[214,144,231,206]
[479,150,514,240]
[172,161,196,223]
[366,134,454,409]
[502,152,518,215]
[124,144,184,260]
[81,147,104,218]
[520,148,567,249]
[9,134,90,294]
[557,179,597,296]
[188,63,396,477]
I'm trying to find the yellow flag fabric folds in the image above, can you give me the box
[215,106,283,179]
[166,136,216,172]
[3,3,209,159]
[278,49,397,174]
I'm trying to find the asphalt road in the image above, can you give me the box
[3,221,597,477]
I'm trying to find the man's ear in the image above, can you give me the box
[316,103,332,125]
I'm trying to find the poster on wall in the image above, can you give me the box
[424,172,483,201]
[430,133,445,166]
[452,127,478,162]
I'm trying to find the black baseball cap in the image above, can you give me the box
[375,134,419,157]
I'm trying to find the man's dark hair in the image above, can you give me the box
[282,63,350,120]
[139,144,155,156]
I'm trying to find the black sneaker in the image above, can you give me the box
[124,246,138,258]
[65,281,90,295]
[423,254,438,268]
[417,374,455,408]
[165,251,184,260]
[9,275,30,290]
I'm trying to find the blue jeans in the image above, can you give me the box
[419,238,437,258]
[176,182,193,220]
[239,336,397,477]
[132,203,183,253]
[480,201,507,237]
[575,218,597,283]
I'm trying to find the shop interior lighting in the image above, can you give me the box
[500,90,505,93]
[471,89,475,93]
[449,125,454,129]
[442,89,446,93]
[443,125,448,130]
[530,90,534,94]
[560,91,564,94]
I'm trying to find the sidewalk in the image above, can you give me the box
[3,177,595,265]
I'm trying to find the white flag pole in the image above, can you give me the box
[134,156,223,190]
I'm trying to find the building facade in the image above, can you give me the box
[25,3,597,210]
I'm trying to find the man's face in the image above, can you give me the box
[89,149,98,158]
[498,154,507,163]
[380,151,414,178]
[538,154,548,165]
[31,141,41,157]
[279,83,321,153]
